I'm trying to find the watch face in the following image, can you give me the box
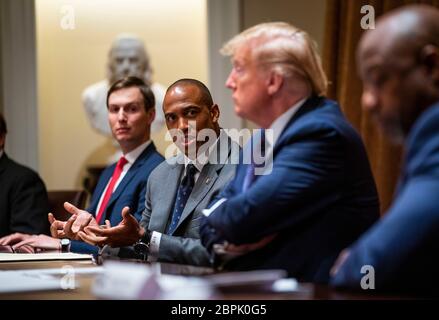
[134,242,149,256]
[61,239,71,253]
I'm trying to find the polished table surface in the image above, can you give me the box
[0,259,417,300]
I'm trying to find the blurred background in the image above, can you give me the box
[2,0,438,213]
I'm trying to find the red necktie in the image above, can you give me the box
[95,156,128,224]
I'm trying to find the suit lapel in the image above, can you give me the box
[274,95,323,154]
[88,166,114,215]
[103,143,155,215]
[171,134,233,234]
[153,162,184,232]
[171,163,223,234]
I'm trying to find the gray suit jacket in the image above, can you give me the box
[140,134,238,266]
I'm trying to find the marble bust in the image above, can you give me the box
[82,34,165,137]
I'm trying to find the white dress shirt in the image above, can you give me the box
[95,140,151,216]
[203,97,307,218]
[148,130,226,261]
[203,98,308,258]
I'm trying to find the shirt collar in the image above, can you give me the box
[123,140,151,165]
[268,97,308,147]
[183,129,225,173]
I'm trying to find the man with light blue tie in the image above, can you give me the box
[200,22,380,283]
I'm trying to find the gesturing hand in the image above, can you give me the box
[78,207,144,247]
[49,202,99,240]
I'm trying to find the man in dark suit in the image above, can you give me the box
[1,77,163,254]
[330,5,439,293]
[200,22,380,283]
[0,112,50,238]
[77,79,238,266]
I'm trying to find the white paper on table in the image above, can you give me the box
[0,271,67,293]
[0,252,93,262]
[92,261,217,300]
[18,266,103,277]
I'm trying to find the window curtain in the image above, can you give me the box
[322,0,439,213]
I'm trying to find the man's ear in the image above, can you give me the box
[421,45,439,86]
[210,104,220,123]
[266,71,284,96]
[147,108,156,125]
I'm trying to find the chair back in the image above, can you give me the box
[48,190,88,221]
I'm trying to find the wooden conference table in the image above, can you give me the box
[0,258,418,300]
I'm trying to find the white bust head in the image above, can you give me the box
[107,34,152,86]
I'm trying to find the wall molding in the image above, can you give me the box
[207,0,243,130]
[0,0,38,170]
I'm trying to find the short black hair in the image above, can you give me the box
[107,76,155,112]
[0,112,7,136]
[167,78,214,108]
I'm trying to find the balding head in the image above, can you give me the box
[166,78,214,109]
[357,5,439,143]
[163,79,220,157]
[360,5,439,71]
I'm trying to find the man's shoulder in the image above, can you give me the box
[405,102,439,172]
[290,98,343,128]
[149,155,180,179]
[142,148,165,167]
[407,102,439,146]
[280,97,361,143]
[0,155,43,184]
[120,147,165,179]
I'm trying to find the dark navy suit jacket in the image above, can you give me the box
[70,143,163,254]
[331,102,439,293]
[201,96,380,283]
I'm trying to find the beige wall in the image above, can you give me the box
[242,0,326,50]
[36,0,208,189]
[241,0,327,129]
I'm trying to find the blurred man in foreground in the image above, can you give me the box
[331,5,439,293]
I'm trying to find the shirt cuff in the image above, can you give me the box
[147,231,161,262]
[202,198,227,217]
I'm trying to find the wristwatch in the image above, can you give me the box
[60,239,71,253]
[134,229,151,261]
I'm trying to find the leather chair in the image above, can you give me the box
[48,190,88,221]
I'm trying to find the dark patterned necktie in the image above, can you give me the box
[166,164,198,234]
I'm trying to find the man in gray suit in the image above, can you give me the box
[78,79,238,266]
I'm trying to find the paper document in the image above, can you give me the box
[0,252,93,262]
[0,271,65,293]
[18,266,103,276]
